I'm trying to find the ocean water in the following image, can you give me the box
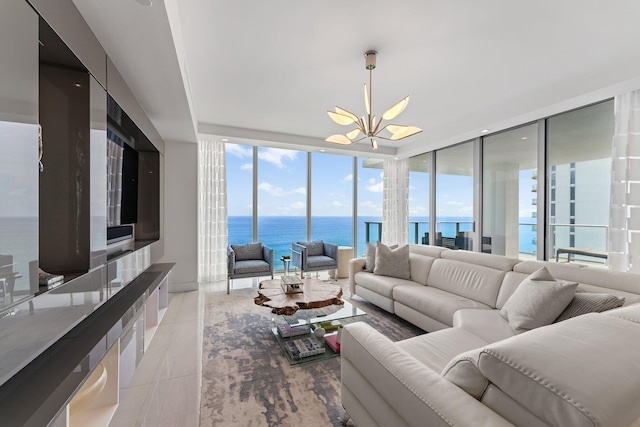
[228,216,537,270]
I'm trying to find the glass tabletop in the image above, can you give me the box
[281,299,366,328]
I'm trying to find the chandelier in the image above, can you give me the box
[326,50,422,150]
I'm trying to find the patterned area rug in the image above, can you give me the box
[200,283,424,427]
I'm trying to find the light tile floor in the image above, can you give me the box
[109,274,333,426]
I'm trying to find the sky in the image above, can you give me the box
[226,144,536,220]
[225,144,384,217]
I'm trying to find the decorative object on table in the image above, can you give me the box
[313,327,325,338]
[280,275,304,294]
[254,278,343,315]
[325,50,422,150]
[276,323,310,338]
[324,333,341,354]
[227,242,274,294]
[38,268,64,287]
[280,255,291,275]
[284,336,325,360]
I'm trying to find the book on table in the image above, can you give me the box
[281,276,303,286]
[284,336,326,360]
[276,323,310,338]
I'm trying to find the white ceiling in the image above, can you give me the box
[74,0,640,159]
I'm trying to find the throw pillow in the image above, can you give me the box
[554,293,625,322]
[373,242,411,280]
[500,267,577,334]
[231,242,263,261]
[363,242,398,272]
[297,240,324,257]
[364,242,376,272]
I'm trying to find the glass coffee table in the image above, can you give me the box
[272,299,366,365]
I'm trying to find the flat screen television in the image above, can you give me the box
[107,128,138,228]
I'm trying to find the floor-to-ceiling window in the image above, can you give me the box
[547,100,613,262]
[483,124,538,258]
[408,153,430,244]
[435,141,474,250]
[311,153,353,247]
[257,147,307,270]
[357,158,383,256]
[226,143,253,245]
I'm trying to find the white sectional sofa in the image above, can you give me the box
[342,244,640,427]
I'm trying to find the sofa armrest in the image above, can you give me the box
[341,322,513,427]
[291,242,306,270]
[348,258,366,295]
[324,242,338,260]
[227,245,235,276]
[262,245,274,275]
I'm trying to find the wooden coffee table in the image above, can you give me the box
[254,277,343,315]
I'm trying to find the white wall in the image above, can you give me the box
[160,140,198,292]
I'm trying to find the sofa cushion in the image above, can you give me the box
[554,292,625,322]
[427,258,507,307]
[355,271,419,299]
[409,252,437,286]
[374,243,410,280]
[397,328,489,374]
[306,255,337,268]
[233,259,270,275]
[476,312,640,427]
[297,240,324,256]
[231,242,263,261]
[500,267,577,334]
[394,285,491,327]
[453,309,516,344]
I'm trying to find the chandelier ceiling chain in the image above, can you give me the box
[326,50,422,150]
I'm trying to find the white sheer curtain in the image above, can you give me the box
[198,140,228,282]
[382,158,409,245]
[608,90,640,273]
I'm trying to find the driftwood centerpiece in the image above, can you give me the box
[254,278,344,315]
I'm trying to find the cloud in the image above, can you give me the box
[343,174,353,182]
[359,201,378,208]
[258,148,298,168]
[446,200,464,206]
[258,182,306,197]
[290,201,305,210]
[332,201,345,207]
[226,144,252,158]
[240,163,252,170]
[367,181,383,193]
[409,206,428,214]
[368,178,376,184]
[458,206,474,215]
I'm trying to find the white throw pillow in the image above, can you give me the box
[373,243,410,280]
[500,267,577,334]
[554,292,625,322]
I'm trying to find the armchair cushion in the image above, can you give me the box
[232,242,264,261]
[297,240,325,256]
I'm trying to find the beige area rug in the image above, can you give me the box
[200,281,424,427]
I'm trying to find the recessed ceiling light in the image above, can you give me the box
[74,83,82,88]
[521,137,528,140]
[134,0,152,6]
[320,149,326,152]
[481,129,490,133]
[221,138,229,142]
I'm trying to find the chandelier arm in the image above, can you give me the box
[374,136,393,141]
[372,117,384,135]
[352,136,368,143]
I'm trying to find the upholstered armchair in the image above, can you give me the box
[227,242,274,294]
[291,240,338,278]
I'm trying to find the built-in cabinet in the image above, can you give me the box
[0,0,166,425]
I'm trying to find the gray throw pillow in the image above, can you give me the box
[231,242,263,261]
[500,267,577,334]
[554,293,625,322]
[364,243,376,272]
[364,242,398,272]
[297,240,324,257]
[373,243,410,280]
